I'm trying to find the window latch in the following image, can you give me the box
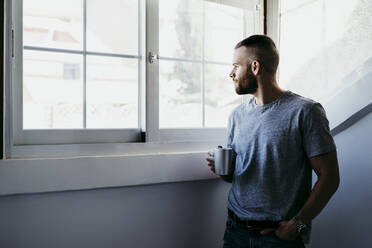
[11,25,15,58]
[148,52,159,64]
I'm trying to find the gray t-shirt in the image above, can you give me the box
[226,91,336,243]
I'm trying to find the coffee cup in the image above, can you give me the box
[214,147,233,175]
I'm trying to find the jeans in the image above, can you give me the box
[223,216,305,248]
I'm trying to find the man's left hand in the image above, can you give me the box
[260,219,298,241]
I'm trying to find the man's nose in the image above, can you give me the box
[229,70,235,79]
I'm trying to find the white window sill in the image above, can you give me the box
[8,140,224,159]
[0,142,222,196]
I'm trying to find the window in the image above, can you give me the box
[11,0,142,147]
[278,0,372,109]
[146,0,263,142]
[6,0,263,157]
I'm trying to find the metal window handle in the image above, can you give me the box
[148,52,159,64]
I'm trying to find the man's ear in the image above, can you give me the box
[251,60,261,76]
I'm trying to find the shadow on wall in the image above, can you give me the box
[328,57,372,135]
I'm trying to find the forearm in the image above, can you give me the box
[297,174,340,224]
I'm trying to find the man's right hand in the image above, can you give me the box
[206,145,223,174]
[206,145,234,183]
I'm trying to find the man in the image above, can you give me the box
[206,35,340,248]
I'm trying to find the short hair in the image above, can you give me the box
[234,35,279,74]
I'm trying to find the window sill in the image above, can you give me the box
[0,143,221,196]
[8,140,223,159]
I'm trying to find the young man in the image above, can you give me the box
[206,35,340,248]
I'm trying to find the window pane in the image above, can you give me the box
[279,0,323,97]
[23,51,83,129]
[23,0,83,50]
[205,64,241,127]
[86,56,138,128]
[279,0,372,104]
[87,0,138,55]
[204,2,245,62]
[159,0,203,59]
[159,61,202,128]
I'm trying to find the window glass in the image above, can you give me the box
[23,50,83,129]
[204,1,245,62]
[159,60,202,128]
[23,0,83,50]
[159,0,203,60]
[279,0,372,105]
[22,0,140,130]
[159,0,255,128]
[86,0,138,55]
[205,64,242,127]
[86,56,138,128]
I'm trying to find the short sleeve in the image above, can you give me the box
[301,103,336,158]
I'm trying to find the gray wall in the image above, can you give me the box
[0,179,231,248]
[310,111,372,248]
[1,112,372,248]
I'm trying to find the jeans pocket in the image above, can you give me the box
[265,232,289,243]
[226,218,233,229]
[272,233,303,247]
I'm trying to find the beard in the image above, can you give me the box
[234,70,258,95]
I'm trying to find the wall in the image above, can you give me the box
[2,111,372,248]
[1,113,371,248]
[0,179,231,248]
[310,111,372,248]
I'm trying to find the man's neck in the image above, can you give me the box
[253,76,285,106]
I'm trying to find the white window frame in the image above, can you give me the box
[5,0,264,158]
[146,0,264,143]
[265,0,281,47]
[9,0,145,145]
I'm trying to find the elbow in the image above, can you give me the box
[334,174,340,192]
[327,172,340,194]
[332,166,340,192]
[319,171,340,194]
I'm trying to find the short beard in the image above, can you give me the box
[235,71,258,95]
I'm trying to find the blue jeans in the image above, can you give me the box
[223,216,305,248]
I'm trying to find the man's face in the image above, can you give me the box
[229,47,258,95]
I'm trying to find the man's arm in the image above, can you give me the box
[261,150,340,240]
[296,149,340,224]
